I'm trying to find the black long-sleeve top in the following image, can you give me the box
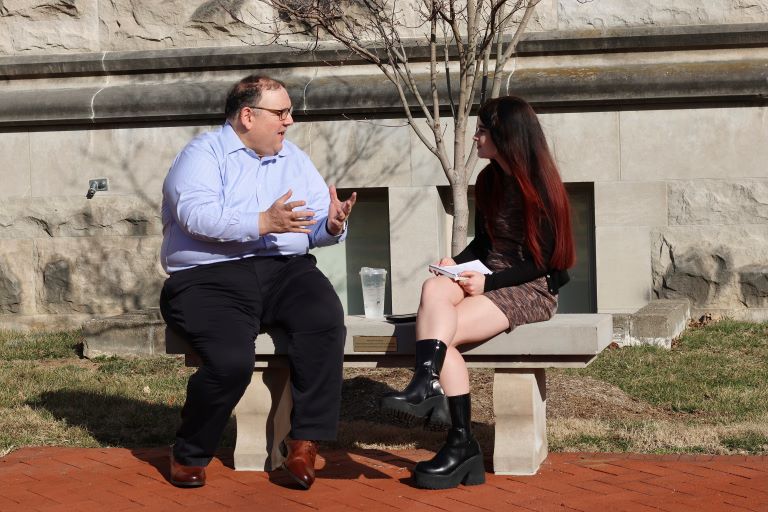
[453,201,570,295]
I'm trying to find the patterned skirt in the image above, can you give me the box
[483,252,558,331]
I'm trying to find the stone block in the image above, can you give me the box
[0,239,36,316]
[620,107,768,181]
[596,226,652,313]
[98,0,276,51]
[0,0,99,55]
[288,120,411,187]
[595,181,667,227]
[81,308,166,358]
[626,299,690,348]
[0,196,162,239]
[29,125,207,198]
[33,236,165,315]
[0,131,31,198]
[539,111,620,183]
[668,179,768,226]
[652,226,768,310]
[529,0,558,32]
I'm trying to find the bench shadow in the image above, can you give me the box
[29,380,495,486]
[339,375,495,446]
[28,389,233,484]
[28,390,185,448]
[336,375,497,480]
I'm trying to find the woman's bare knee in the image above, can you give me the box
[420,276,462,304]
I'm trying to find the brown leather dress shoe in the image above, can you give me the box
[283,439,317,489]
[169,449,206,488]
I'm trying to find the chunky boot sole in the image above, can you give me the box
[413,453,486,489]
[380,394,450,429]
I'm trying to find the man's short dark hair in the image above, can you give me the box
[224,75,287,120]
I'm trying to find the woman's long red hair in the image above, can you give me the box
[475,96,575,270]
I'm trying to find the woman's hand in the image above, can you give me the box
[457,271,485,296]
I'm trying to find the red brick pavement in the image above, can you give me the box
[0,447,766,512]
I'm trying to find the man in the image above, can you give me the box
[159,75,356,490]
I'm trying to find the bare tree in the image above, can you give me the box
[260,0,540,254]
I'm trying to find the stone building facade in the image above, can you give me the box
[1,1,767,330]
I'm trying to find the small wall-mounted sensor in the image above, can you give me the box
[86,178,109,199]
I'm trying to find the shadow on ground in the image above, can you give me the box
[336,375,496,456]
[29,376,499,484]
[28,389,235,448]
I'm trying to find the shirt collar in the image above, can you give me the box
[221,121,289,160]
[221,121,246,154]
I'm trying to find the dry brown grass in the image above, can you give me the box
[334,365,768,455]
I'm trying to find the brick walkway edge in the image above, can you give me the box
[0,447,766,511]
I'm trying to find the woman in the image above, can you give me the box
[380,96,575,489]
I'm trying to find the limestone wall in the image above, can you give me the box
[0,2,767,328]
[2,0,768,55]
[592,107,768,319]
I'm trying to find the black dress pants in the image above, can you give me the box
[159,254,345,467]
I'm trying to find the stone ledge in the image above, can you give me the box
[1,53,766,127]
[2,24,766,79]
[519,23,768,55]
[2,25,768,127]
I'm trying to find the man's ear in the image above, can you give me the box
[237,108,254,130]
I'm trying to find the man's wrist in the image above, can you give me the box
[258,212,270,236]
[325,219,346,236]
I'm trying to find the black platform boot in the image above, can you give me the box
[413,393,485,489]
[379,339,450,428]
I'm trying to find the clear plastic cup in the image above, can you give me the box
[359,267,387,319]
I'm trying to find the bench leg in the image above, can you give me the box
[492,368,547,475]
[233,367,292,471]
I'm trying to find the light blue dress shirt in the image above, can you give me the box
[160,122,346,273]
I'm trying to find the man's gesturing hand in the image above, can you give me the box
[327,185,357,236]
[259,190,317,235]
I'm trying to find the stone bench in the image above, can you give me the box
[165,313,612,476]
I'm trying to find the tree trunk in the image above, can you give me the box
[450,181,470,256]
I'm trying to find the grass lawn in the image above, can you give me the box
[0,319,766,457]
[547,319,768,454]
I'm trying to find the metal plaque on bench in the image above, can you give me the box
[353,335,397,352]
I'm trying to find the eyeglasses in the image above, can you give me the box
[246,105,293,120]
